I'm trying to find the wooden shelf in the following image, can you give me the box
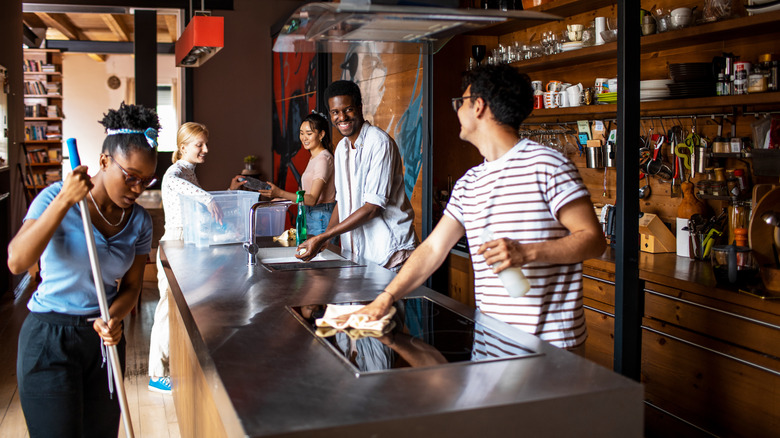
[524,92,780,123]
[640,10,780,53]
[25,117,63,121]
[21,139,62,144]
[23,94,62,99]
[513,42,617,72]
[24,48,63,200]
[471,0,615,36]
[510,10,780,71]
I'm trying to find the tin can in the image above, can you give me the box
[733,61,751,95]
[594,78,608,95]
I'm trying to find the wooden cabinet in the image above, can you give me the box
[447,250,476,309]
[642,283,780,438]
[22,49,63,203]
[583,255,780,438]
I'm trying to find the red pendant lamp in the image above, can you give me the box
[175,9,224,67]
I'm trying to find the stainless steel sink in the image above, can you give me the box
[257,247,361,271]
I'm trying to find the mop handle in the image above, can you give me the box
[66,139,134,438]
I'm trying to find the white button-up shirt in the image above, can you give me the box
[334,122,417,266]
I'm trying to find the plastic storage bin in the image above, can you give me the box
[181,190,259,247]
[254,204,289,237]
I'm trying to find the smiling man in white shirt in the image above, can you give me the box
[296,80,417,271]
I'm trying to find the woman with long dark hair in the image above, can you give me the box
[261,112,336,236]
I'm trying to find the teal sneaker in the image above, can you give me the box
[148,376,171,394]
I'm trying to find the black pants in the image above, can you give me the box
[17,312,126,438]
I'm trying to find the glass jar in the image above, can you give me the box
[696,180,708,196]
[748,73,767,93]
[759,53,778,91]
[582,25,596,47]
[711,181,727,197]
[733,168,749,193]
[716,72,730,96]
[728,199,750,245]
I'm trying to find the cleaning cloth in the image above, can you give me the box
[315,304,396,332]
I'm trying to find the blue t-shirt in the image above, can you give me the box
[24,182,153,315]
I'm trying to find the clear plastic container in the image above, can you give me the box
[181,190,259,247]
[254,204,288,237]
[480,229,531,298]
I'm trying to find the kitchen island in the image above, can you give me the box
[160,238,642,437]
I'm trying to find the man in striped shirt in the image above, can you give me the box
[358,64,606,351]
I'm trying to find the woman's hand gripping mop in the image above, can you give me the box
[66,138,135,438]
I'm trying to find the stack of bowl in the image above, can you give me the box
[670,7,693,29]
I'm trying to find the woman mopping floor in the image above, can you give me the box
[7,102,160,437]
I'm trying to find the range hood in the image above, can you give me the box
[273,1,560,54]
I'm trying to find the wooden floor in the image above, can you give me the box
[0,275,180,438]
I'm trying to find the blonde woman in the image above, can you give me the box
[260,112,336,236]
[147,122,245,393]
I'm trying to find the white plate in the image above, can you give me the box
[640,91,670,97]
[747,0,780,13]
[640,79,673,89]
[747,0,780,6]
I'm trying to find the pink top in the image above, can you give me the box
[302,150,336,204]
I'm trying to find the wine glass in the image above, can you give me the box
[471,45,486,67]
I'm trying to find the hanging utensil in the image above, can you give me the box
[66,138,135,438]
[646,134,665,175]
[639,173,651,199]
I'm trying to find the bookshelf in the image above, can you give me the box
[22,49,63,201]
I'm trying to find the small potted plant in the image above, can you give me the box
[243,155,257,171]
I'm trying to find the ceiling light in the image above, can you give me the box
[175,5,224,67]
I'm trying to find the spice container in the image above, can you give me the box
[726,169,739,197]
[716,72,730,96]
[748,74,767,93]
[711,181,727,197]
[759,53,778,91]
[728,199,749,245]
[696,180,708,196]
[733,168,749,194]
[733,61,751,95]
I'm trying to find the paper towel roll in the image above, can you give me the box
[595,17,606,45]
[676,218,690,258]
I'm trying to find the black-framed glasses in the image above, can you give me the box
[109,156,157,188]
[451,95,475,112]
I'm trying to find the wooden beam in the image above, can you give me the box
[163,14,178,43]
[101,14,131,42]
[87,53,107,62]
[34,12,86,41]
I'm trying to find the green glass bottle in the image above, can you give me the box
[295,190,307,245]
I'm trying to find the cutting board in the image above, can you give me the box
[749,187,780,267]
[752,183,778,207]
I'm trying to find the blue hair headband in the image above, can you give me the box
[106,127,158,148]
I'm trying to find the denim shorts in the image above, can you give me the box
[306,202,335,237]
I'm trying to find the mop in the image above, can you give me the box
[66,138,134,438]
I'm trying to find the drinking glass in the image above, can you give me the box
[472,45,487,66]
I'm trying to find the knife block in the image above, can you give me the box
[639,214,676,253]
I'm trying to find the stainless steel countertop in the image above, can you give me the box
[161,238,643,437]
